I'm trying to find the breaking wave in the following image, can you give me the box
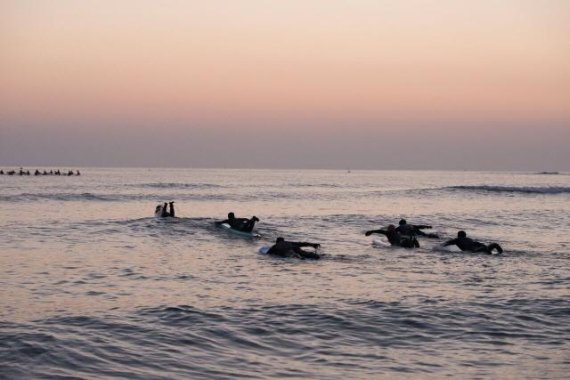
[447,185,570,195]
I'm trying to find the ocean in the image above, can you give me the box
[1,168,569,379]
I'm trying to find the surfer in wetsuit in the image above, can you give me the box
[396,219,439,238]
[215,212,259,232]
[267,237,320,259]
[365,224,420,248]
[443,231,503,254]
[155,202,175,217]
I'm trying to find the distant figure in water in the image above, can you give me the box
[76,170,81,176]
[215,212,259,232]
[67,170,74,176]
[155,202,175,218]
[396,219,439,238]
[365,224,420,248]
[443,231,503,254]
[0,170,3,175]
[267,237,320,259]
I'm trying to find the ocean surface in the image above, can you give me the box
[1,168,569,379]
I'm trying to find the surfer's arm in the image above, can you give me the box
[365,229,386,236]
[414,225,432,230]
[215,219,230,225]
[442,239,457,247]
[292,242,320,249]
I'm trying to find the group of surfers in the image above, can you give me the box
[154,202,503,260]
[1,168,80,176]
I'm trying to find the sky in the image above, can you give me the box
[1,0,569,170]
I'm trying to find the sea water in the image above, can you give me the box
[1,169,569,379]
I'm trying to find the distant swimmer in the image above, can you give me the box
[267,237,320,259]
[215,212,259,233]
[155,201,175,218]
[365,224,420,248]
[76,170,81,176]
[396,219,439,238]
[442,231,503,254]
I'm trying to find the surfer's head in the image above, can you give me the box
[458,231,467,238]
[228,212,235,219]
[399,219,407,226]
[276,237,285,243]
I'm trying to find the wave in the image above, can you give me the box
[0,192,119,202]
[133,182,225,189]
[0,192,232,203]
[446,185,570,195]
[2,299,569,379]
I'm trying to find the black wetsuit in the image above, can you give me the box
[396,224,438,238]
[367,229,419,248]
[156,203,175,218]
[443,237,502,254]
[266,241,320,260]
[217,217,257,232]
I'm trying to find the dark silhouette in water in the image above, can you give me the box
[443,231,503,254]
[155,202,175,218]
[267,237,320,259]
[396,219,439,238]
[365,224,420,248]
[215,212,259,232]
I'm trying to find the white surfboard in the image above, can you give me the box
[372,238,392,248]
[259,246,271,254]
[220,223,261,238]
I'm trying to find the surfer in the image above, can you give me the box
[155,202,175,218]
[267,237,320,259]
[442,231,503,254]
[396,219,439,238]
[215,212,259,232]
[365,224,420,248]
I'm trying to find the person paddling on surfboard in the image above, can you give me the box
[155,202,175,218]
[396,219,439,238]
[267,237,320,260]
[365,224,420,248]
[215,212,259,232]
[442,231,503,254]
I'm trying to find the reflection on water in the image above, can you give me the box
[1,169,569,378]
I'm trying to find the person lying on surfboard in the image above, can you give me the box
[267,237,320,260]
[215,212,259,232]
[155,202,175,218]
[442,231,503,254]
[365,224,420,248]
[396,219,439,238]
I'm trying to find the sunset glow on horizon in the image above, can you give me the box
[1,0,569,169]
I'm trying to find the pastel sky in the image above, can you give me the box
[1,0,569,170]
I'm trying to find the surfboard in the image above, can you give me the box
[372,238,392,248]
[220,223,261,238]
[259,246,270,254]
